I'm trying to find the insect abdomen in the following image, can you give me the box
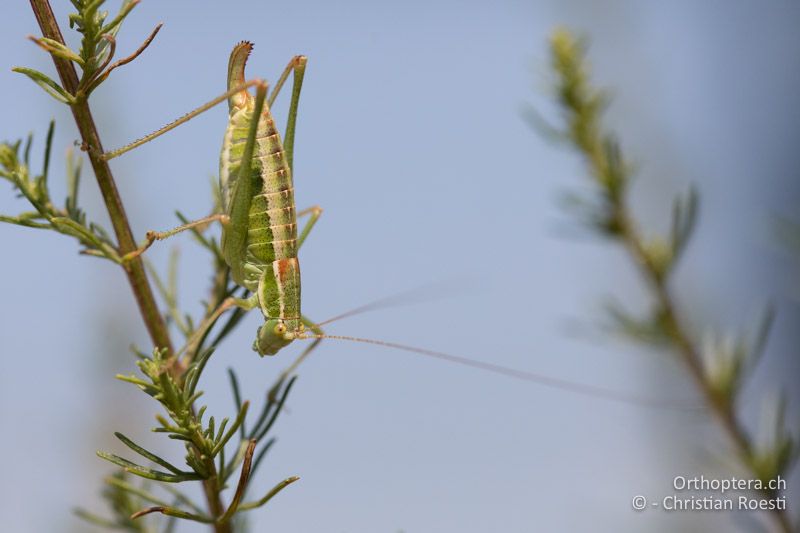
[258,257,301,320]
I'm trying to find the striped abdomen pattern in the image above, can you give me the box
[220,97,301,322]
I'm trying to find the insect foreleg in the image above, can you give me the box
[120,213,229,263]
[296,205,323,249]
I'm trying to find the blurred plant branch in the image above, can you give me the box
[532,28,796,533]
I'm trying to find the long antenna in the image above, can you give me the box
[297,333,703,412]
[315,282,463,327]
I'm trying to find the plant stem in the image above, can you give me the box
[26,2,230,531]
[201,459,232,533]
[616,210,793,533]
[28,0,173,356]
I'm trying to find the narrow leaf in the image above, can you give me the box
[670,186,698,262]
[29,36,85,65]
[65,148,82,215]
[43,120,55,182]
[100,0,140,36]
[73,508,119,528]
[0,214,50,229]
[227,368,245,438]
[50,216,104,248]
[115,374,159,396]
[250,437,276,479]
[12,67,75,104]
[212,401,249,456]
[114,432,183,474]
[252,377,297,442]
[130,505,213,524]
[215,418,229,445]
[161,485,205,515]
[105,476,169,507]
[22,134,32,167]
[185,347,216,397]
[238,476,300,512]
[748,304,775,366]
[96,451,202,482]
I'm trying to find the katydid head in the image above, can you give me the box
[254,318,304,356]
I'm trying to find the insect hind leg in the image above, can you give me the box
[267,56,307,170]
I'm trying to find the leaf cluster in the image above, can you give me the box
[2,0,163,261]
[0,123,121,261]
[88,346,299,527]
[15,0,159,104]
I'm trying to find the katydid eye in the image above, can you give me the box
[274,323,287,335]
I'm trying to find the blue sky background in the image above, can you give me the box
[1,1,798,532]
